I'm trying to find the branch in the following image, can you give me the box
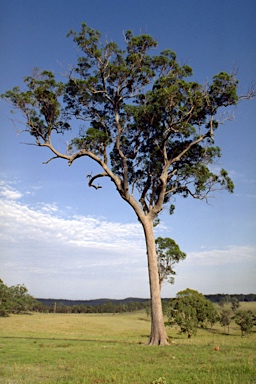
[37,141,72,163]
[238,82,256,100]
[114,110,130,198]
[43,156,59,164]
[87,172,108,189]
[169,134,207,166]
[139,174,152,214]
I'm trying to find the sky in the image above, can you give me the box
[0,0,255,300]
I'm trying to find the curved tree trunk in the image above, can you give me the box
[142,218,169,345]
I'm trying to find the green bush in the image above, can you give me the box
[0,279,38,316]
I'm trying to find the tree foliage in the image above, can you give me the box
[0,279,37,316]
[219,309,232,334]
[1,23,243,213]
[234,310,254,336]
[168,288,218,335]
[230,297,240,312]
[155,237,186,289]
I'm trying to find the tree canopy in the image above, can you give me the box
[234,310,254,336]
[0,279,37,317]
[2,23,243,212]
[168,288,218,335]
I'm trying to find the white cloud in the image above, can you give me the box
[0,179,146,272]
[39,203,59,213]
[185,245,256,267]
[0,182,23,200]
[0,181,148,298]
[1,180,255,267]
[0,197,145,250]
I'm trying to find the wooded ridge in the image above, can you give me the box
[37,294,256,308]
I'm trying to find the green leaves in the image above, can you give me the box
[0,279,37,316]
[67,23,102,60]
[234,310,254,336]
[209,72,239,109]
[169,289,218,334]
[155,237,186,288]
[2,69,69,143]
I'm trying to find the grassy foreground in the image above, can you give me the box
[0,310,255,384]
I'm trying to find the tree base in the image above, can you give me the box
[147,336,170,346]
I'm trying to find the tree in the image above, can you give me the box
[219,309,232,334]
[218,295,230,308]
[0,279,37,316]
[8,284,37,314]
[168,288,218,336]
[155,237,186,290]
[234,310,254,336]
[1,23,254,345]
[230,297,240,312]
[0,279,12,317]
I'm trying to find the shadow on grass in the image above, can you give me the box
[0,335,140,345]
[202,327,239,336]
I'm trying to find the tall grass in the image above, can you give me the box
[0,310,255,383]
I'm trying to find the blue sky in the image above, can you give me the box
[0,0,255,299]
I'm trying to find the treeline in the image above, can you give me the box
[35,298,150,314]
[1,278,256,317]
[0,279,152,316]
[36,293,256,314]
[205,293,256,303]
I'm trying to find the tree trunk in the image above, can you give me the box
[142,218,169,345]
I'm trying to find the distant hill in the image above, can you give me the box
[36,293,256,307]
[36,297,151,307]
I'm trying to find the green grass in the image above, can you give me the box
[0,310,255,383]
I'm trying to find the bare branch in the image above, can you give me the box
[238,81,256,100]
[87,172,108,189]
[43,156,59,164]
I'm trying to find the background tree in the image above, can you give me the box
[0,279,12,317]
[155,237,186,290]
[168,288,218,336]
[218,295,230,308]
[2,23,254,345]
[0,279,37,316]
[234,310,254,336]
[219,309,232,334]
[230,297,240,312]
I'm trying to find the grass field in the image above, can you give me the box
[0,306,255,384]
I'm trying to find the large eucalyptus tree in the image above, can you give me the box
[2,23,253,345]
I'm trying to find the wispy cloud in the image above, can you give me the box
[0,182,23,200]
[185,245,256,267]
[1,180,255,266]
[0,181,146,269]
[0,180,148,298]
[0,195,145,251]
